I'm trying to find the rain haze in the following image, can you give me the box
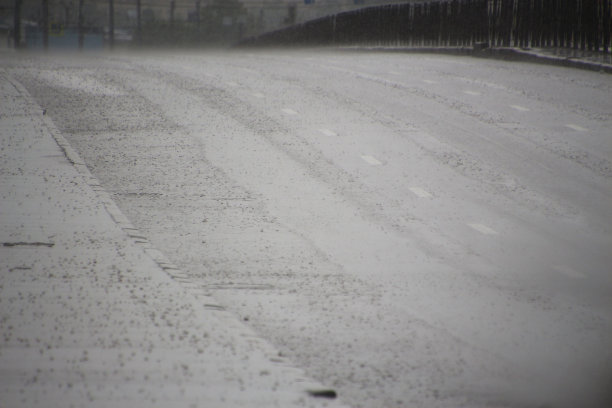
[1,1,611,408]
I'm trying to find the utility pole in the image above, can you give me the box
[136,0,142,45]
[169,0,175,42]
[78,0,84,49]
[109,0,114,49]
[170,0,175,28]
[42,0,48,49]
[195,0,201,31]
[13,0,21,48]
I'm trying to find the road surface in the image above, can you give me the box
[5,50,612,408]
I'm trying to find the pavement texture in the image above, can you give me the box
[0,46,609,408]
[0,69,346,407]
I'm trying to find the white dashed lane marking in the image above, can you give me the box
[319,128,337,137]
[422,79,437,84]
[252,92,265,98]
[565,124,588,132]
[463,90,481,96]
[361,155,382,166]
[468,223,498,235]
[281,108,298,115]
[510,105,530,112]
[409,187,433,198]
[553,265,586,279]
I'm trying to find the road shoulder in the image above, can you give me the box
[0,71,345,408]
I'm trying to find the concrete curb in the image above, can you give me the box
[480,47,612,74]
[339,46,612,74]
[1,72,348,408]
[8,75,202,297]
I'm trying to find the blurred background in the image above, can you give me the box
[0,0,411,48]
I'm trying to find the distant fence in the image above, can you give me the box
[239,0,612,53]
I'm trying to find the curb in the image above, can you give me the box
[339,46,612,74]
[3,73,348,408]
[7,75,199,293]
[480,47,612,74]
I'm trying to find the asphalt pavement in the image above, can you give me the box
[0,63,347,408]
[1,47,611,408]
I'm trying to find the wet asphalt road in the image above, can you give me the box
[6,50,612,408]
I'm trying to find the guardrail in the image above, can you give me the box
[238,0,611,54]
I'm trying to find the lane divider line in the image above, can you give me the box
[422,79,437,84]
[409,187,433,198]
[319,128,337,137]
[361,155,382,166]
[468,223,498,235]
[463,90,481,96]
[282,108,298,115]
[510,105,530,112]
[252,92,265,98]
[553,265,586,279]
[565,124,587,132]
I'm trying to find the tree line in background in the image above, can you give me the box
[137,0,250,46]
[7,0,251,48]
[7,0,612,52]
[240,0,612,53]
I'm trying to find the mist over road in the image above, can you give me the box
[6,50,611,408]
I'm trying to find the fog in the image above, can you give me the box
[3,0,612,406]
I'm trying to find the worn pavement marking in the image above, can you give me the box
[409,187,433,198]
[510,105,530,112]
[422,79,437,84]
[468,223,498,235]
[361,155,382,166]
[226,81,239,87]
[252,92,265,98]
[463,90,481,96]
[282,108,298,115]
[553,264,586,279]
[565,124,587,132]
[319,128,337,137]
